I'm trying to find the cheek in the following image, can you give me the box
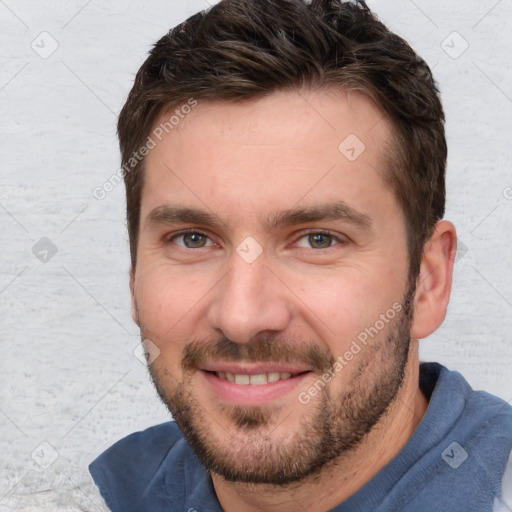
[134,264,209,342]
[293,267,404,350]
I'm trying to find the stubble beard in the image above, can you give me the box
[142,289,414,486]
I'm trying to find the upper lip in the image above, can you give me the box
[199,361,312,375]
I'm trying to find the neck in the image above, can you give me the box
[211,344,428,512]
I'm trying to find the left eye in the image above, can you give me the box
[171,232,213,248]
[295,232,341,249]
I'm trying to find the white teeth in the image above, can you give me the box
[249,373,268,385]
[234,374,250,385]
[216,371,297,384]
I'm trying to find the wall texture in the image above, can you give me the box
[1,0,511,509]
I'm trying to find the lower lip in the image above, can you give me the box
[200,370,313,406]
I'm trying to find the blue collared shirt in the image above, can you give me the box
[90,363,512,511]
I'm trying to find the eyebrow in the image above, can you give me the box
[147,205,227,230]
[265,201,373,231]
[146,201,372,232]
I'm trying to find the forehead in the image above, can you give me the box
[140,88,396,225]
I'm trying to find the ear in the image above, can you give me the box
[410,220,457,339]
[130,267,139,325]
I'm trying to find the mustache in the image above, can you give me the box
[182,334,336,374]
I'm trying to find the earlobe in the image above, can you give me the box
[130,268,139,325]
[410,220,457,339]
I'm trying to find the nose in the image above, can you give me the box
[206,253,292,344]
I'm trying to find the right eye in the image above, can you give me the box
[169,230,214,249]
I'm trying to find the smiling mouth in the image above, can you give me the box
[206,370,310,385]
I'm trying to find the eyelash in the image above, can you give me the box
[295,230,346,249]
[167,229,346,250]
[167,229,213,247]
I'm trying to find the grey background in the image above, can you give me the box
[1,0,511,508]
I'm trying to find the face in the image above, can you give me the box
[131,88,414,484]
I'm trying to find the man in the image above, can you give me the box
[89,0,512,510]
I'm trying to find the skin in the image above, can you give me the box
[130,88,456,512]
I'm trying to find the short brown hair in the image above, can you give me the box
[118,0,446,282]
